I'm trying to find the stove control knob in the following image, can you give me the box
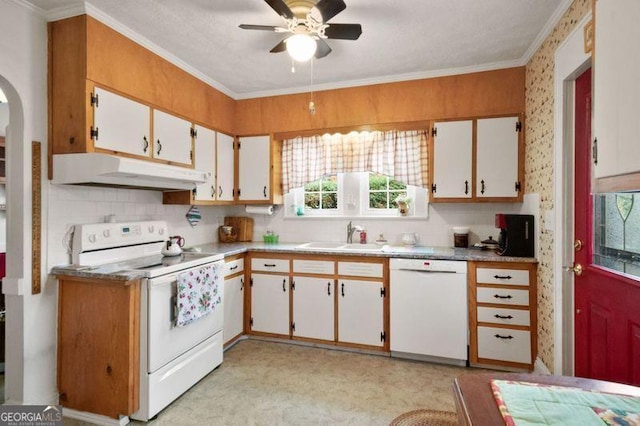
[148,225,155,234]
[88,234,97,243]
[103,229,111,238]
[159,227,165,236]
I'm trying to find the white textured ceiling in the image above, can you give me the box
[25,0,568,99]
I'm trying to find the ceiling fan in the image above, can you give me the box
[239,0,362,61]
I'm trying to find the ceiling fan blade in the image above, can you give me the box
[324,23,362,40]
[265,0,295,19]
[315,38,332,59]
[313,0,346,22]
[270,39,287,53]
[239,24,280,31]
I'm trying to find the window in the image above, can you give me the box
[304,175,339,211]
[594,193,640,278]
[367,173,407,210]
[284,172,427,218]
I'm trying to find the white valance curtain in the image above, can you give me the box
[282,130,428,193]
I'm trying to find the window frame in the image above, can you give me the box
[292,174,344,217]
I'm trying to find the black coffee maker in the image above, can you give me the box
[495,214,535,257]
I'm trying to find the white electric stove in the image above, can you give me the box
[72,220,225,421]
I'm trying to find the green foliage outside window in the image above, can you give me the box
[304,176,338,209]
[368,173,407,209]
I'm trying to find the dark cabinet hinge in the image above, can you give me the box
[291,280,296,290]
[431,127,437,137]
[237,188,241,197]
[237,140,241,149]
[516,121,522,132]
[192,188,197,196]
[90,126,99,140]
[190,150,193,161]
[380,331,386,342]
[190,128,197,138]
[380,287,386,297]
[250,277,253,287]
[232,189,236,197]
[250,317,254,327]
[431,184,437,193]
[515,181,522,192]
[291,322,295,332]
[592,137,598,165]
[90,92,99,107]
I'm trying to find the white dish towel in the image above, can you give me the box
[175,263,222,327]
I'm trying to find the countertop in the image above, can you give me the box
[51,242,536,281]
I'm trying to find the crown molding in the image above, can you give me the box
[521,0,574,64]
[234,59,525,100]
[4,0,46,16]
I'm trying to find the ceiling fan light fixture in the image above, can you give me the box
[286,34,317,62]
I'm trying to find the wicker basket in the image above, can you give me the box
[218,226,238,243]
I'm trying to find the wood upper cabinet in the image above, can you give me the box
[192,125,216,202]
[431,120,473,199]
[430,116,523,202]
[152,109,193,166]
[57,275,140,418]
[593,0,640,191]
[92,87,151,157]
[237,135,271,203]
[217,132,236,202]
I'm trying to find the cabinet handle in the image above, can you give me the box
[592,137,598,165]
[464,180,469,195]
[493,294,513,299]
[493,275,513,280]
[143,136,149,153]
[494,314,513,320]
[240,278,244,291]
[230,265,238,271]
[156,139,162,155]
[218,186,223,197]
[211,185,215,198]
[494,334,514,340]
[327,282,331,296]
[341,282,345,297]
[282,279,286,292]
[264,263,276,267]
[480,180,485,194]
[263,186,267,198]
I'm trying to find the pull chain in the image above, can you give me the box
[309,57,315,115]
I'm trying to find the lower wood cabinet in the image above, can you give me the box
[223,255,245,346]
[468,261,537,370]
[338,279,384,347]
[57,275,140,418]
[292,276,334,341]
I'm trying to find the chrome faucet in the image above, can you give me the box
[347,221,355,243]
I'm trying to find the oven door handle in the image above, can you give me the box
[170,294,178,324]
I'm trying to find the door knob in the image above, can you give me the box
[564,263,583,276]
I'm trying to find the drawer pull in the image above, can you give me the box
[282,279,286,292]
[494,314,514,320]
[494,334,514,340]
[494,275,513,280]
[264,263,276,267]
[327,282,331,296]
[493,294,513,299]
[229,265,238,271]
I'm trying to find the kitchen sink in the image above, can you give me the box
[296,242,384,251]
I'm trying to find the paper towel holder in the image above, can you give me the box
[245,205,274,215]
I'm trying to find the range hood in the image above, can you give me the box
[52,153,208,191]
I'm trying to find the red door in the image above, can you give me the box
[573,68,640,385]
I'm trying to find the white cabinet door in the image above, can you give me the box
[594,0,640,178]
[223,275,244,345]
[292,276,334,341]
[238,135,270,201]
[338,279,384,347]
[193,125,216,201]
[432,120,473,199]
[216,132,235,201]
[93,87,151,157]
[152,109,193,165]
[250,273,289,335]
[476,117,520,198]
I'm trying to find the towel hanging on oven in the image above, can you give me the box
[175,263,221,327]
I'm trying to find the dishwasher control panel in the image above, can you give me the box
[390,258,467,273]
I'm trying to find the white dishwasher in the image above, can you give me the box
[390,258,468,365]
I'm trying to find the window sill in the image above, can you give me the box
[283,214,428,220]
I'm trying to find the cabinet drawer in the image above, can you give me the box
[477,326,531,364]
[477,307,530,327]
[338,262,383,278]
[224,258,244,277]
[477,287,529,306]
[476,268,529,286]
[251,258,290,273]
[293,259,334,275]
